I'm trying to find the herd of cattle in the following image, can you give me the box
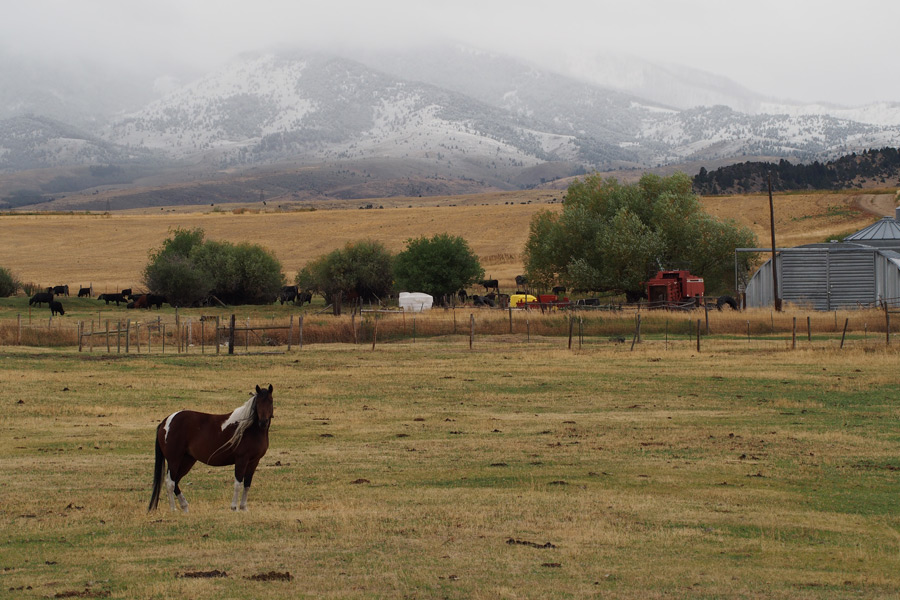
[25,276,575,316]
[28,286,168,316]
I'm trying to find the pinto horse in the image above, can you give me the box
[148,384,274,513]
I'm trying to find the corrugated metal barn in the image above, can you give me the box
[745,213,900,310]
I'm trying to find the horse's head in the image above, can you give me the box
[254,384,274,430]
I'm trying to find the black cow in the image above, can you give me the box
[279,285,299,305]
[52,285,69,296]
[49,300,65,316]
[479,279,499,293]
[29,292,54,306]
[147,294,167,309]
[77,287,91,298]
[515,275,527,287]
[121,288,132,298]
[552,286,567,295]
[296,290,312,306]
[457,289,468,304]
[98,293,127,305]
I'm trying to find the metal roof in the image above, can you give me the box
[844,217,900,241]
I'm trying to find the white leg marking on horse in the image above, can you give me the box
[177,493,189,512]
[163,411,181,442]
[165,471,177,511]
[231,478,243,511]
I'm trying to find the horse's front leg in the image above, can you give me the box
[233,459,260,511]
[231,477,244,511]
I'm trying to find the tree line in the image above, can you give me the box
[693,147,900,194]
[2,172,756,304]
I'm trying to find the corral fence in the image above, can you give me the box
[3,301,900,354]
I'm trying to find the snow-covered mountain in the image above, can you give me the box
[3,44,900,201]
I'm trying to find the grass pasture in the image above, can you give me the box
[1,341,899,599]
[1,188,899,598]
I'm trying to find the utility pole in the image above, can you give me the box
[768,174,782,311]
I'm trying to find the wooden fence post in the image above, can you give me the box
[696,319,701,352]
[807,316,811,342]
[792,317,796,350]
[125,321,131,353]
[371,313,378,350]
[665,318,669,351]
[840,318,849,349]
[288,315,293,351]
[216,316,221,354]
[508,306,513,334]
[568,315,574,349]
[469,314,475,349]
[299,314,305,350]
[228,314,236,355]
[704,302,710,335]
[78,321,84,352]
[630,314,641,351]
[106,320,110,352]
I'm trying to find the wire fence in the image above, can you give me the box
[2,304,899,354]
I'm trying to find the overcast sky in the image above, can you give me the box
[3,0,898,106]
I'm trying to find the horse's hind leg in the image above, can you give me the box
[164,471,178,510]
[168,456,196,512]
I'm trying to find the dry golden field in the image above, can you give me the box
[0,188,895,294]
[2,187,900,599]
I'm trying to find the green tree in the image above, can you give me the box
[295,240,394,304]
[0,266,21,297]
[143,228,284,306]
[523,172,757,295]
[393,233,484,300]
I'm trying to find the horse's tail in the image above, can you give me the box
[148,424,165,512]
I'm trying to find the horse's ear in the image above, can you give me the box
[255,384,261,394]
[268,384,273,394]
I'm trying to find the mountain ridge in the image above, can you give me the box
[2,45,900,209]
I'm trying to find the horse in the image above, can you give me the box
[148,384,274,513]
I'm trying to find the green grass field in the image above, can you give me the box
[1,340,899,599]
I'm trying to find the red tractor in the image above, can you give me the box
[644,270,738,310]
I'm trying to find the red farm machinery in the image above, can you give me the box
[645,270,738,310]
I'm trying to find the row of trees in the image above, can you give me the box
[4,173,754,306]
[143,228,486,307]
[693,147,900,194]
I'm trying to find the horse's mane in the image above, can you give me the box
[211,394,258,459]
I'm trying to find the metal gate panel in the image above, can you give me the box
[781,250,828,310]
[828,251,875,308]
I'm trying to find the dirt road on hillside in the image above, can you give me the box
[853,193,898,217]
